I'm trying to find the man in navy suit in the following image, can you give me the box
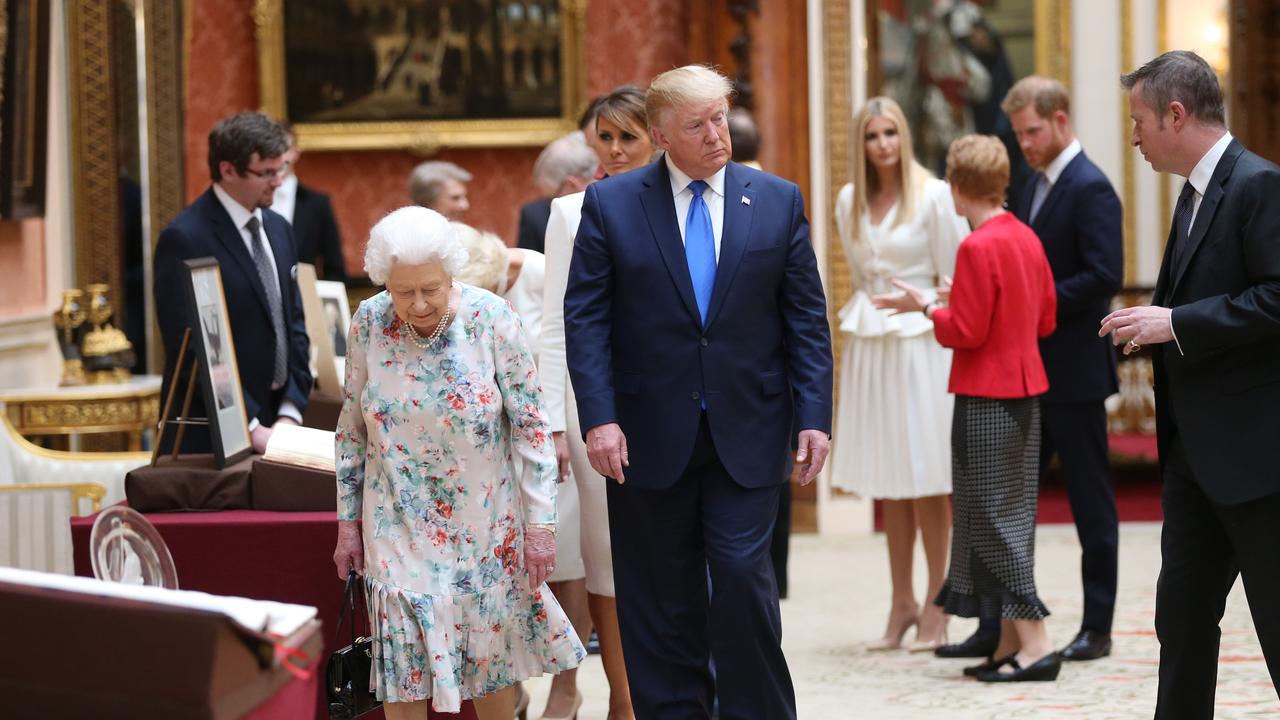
[564,66,833,719]
[272,125,347,281]
[1105,50,1280,719]
[155,112,311,454]
[1006,76,1124,662]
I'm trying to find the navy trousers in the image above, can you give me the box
[606,415,796,720]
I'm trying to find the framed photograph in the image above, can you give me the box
[183,258,252,467]
[254,0,588,151]
[316,280,351,369]
[296,263,340,393]
[870,0,1069,208]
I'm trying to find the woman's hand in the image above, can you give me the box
[871,278,929,315]
[552,432,572,483]
[936,275,953,306]
[333,520,365,581]
[524,527,557,590]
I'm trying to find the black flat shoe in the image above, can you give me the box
[1059,629,1112,661]
[975,652,1062,682]
[963,654,1014,677]
[934,629,999,658]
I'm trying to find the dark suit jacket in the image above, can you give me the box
[516,197,552,253]
[292,183,346,281]
[1153,140,1280,505]
[154,188,312,450]
[1017,151,1124,403]
[564,161,833,489]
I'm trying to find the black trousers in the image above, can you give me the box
[1154,437,1280,719]
[1040,400,1119,634]
[607,415,796,720]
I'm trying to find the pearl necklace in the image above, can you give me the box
[403,287,455,349]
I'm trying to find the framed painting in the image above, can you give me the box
[869,0,1069,210]
[183,258,252,468]
[254,0,588,151]
[0,0,50,219]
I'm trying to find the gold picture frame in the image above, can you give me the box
[254,0,588,152]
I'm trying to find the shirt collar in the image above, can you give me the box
[213,182,264,231]
[666,154,727,199]
[1187,131,1233,197]
[1043,139,1082,185]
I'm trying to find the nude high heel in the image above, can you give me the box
[867,615,918,651]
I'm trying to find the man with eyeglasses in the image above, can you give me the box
[154,111,312,455]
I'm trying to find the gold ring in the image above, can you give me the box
[1127,340,1141,351]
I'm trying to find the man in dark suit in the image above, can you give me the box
[272,126,346,281]
[1103,50,1280,718]
[516,132,598,252]
[155,112,311,454]
[565,65,833,720]
[1006,76,1123,662]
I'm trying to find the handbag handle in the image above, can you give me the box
[334,570,366,648]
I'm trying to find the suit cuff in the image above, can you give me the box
[277,401,304,424]
[248,417,261,432]
[1168,309,1185,356]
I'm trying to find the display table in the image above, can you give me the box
[71,508,476,720]
[1,375,162,450]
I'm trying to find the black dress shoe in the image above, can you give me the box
[934,629,999,658]
[963,654,1014,677]
[1059,629,1112,661]
[975,652,1062,682]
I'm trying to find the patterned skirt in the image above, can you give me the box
[935,395,1050,621]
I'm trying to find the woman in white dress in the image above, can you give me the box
[541,84,652,720]
[454,224,592,720]
[832,96,969,651]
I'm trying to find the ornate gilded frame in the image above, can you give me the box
[254,0,588,152]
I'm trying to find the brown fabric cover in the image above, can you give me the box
[301,390,342,431]
[251,459,336,512]
[125,454,255,512]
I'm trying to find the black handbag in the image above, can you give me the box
[326,570,382,719]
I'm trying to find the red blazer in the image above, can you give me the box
[932,213,1056,399]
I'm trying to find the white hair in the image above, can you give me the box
[646,65,735,129]
[407,161,472,207]
[532,132,599,195]
[363,206,468,284]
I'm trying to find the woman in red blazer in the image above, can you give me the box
[876,135,1060,683]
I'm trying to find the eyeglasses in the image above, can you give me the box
[242,163,288,180]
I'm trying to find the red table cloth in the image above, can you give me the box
[72,508,477,720]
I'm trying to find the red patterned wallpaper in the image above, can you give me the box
[184,0,691,277]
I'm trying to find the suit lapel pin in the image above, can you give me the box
[741,196,751,206]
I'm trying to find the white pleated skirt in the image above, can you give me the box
[830,331,954,499]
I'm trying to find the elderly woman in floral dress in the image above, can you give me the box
[332,206,585,720]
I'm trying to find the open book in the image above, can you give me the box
[263,423,336,474]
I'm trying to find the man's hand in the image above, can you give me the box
[794,429,830,486]
[251,425,273,454]
[273,416,300,428]
[552,432,572,483]
[1099,305,1174,354]
[524,527,557,590]
[586,422,628,483]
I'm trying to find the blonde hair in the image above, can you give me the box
[946,135,1010,205]
[364,207,467,285]
[846,97,931,234]
[1001,75,1071,119]
[645,65,734,130]
[451,222,511,294]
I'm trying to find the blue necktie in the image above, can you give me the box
[684,180,716,323]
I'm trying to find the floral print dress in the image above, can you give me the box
[336,286,585,712]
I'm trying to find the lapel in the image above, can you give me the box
[1151,215,1177,306]
[1169,140,1243,295]
[1017,173,1035,221]
[637,162,702,325]
[1031,152,1084,231]
[201,188,271,316]
[705,163,755,329]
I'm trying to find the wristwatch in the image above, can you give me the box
[922,301,938,317]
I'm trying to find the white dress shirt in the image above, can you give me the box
[211,182,301,426]
[271,173,299,224]
[666,155,726,260]
[1043,138,1083,185]
[1168,131,1233,357]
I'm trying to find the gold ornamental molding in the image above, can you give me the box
[67,1,123,295]
[1120,0,1136,285]
[1035,0,1072,88]
[142,0,186,241]
[254,0,587,152]
[823,0,853,383]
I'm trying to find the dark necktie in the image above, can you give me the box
[1171,181,1196,274]
[246,216,288,387]
[684,180,716,323]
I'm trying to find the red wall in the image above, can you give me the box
[185,0,689,278]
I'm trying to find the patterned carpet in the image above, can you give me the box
[522,524,1278,719]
